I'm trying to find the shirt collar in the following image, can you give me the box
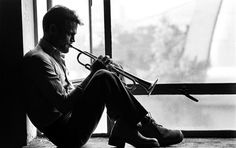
[38,38,65,64]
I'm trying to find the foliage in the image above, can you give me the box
[93,17,209,82]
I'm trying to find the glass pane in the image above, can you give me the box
[208,0,236,82]
[110,0,236,83]
[36,1,47,41]
[90,0,105,57]
[136,95,236,130]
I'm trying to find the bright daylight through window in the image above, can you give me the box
[37,0,236,132]
[108,0,236,130]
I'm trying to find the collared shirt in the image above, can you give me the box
[39,38,74,93]
[22,38,82,130]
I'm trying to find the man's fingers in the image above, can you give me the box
[102,55,112,65]
[98,55,104,60]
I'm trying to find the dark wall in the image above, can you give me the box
[0,0,27,147]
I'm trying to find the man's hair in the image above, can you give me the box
[43,5,83,33]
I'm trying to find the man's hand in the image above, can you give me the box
[103,57,125,82]
[90,55,124,79]
[90,55,109,73]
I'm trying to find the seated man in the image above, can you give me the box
[22,5,183,148]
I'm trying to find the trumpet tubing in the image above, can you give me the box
[69,45,158,95]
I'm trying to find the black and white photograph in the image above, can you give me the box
[1,0,236,147]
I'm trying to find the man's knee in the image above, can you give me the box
[91,69,121,88]
[94,69,115,80]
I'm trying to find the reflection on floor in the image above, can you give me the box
[23,137,236,148]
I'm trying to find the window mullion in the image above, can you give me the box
[131,83,236,95]
[103,0,112,58]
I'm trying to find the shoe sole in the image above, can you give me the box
[108,137,125,147]
[108,137,160,148]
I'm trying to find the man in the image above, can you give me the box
[22,5,183,147]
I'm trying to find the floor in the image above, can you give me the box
[23,137,236,148]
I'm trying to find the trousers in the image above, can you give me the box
[42,69,148,147]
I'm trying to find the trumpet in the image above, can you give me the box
[69,45,158,95]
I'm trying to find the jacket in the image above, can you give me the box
[22,38,82,130]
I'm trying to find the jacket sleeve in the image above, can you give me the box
[23,54,83,114]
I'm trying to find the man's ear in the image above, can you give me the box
[48,24,58,35]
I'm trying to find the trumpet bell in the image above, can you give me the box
[137,78,158,95]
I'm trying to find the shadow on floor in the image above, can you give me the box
[23,137,236,148]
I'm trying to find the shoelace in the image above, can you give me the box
[145,113,163,127]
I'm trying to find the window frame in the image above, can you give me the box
[42,0,236,138]
[103,0,236,137]
[103,0,236,96]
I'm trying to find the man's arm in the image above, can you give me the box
[23,54,82,114]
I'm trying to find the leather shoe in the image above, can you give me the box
[138,114,184,146]
[109,119,160,147]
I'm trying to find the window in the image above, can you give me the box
[110,0,236,83]
[109,0,236,130]
[36,0,236,135]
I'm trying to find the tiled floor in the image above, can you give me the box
[23,137,236,148]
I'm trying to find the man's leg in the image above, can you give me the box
[68,69,147,135]
[68,69,159,147]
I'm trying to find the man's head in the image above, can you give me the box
[42,5,83,53]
